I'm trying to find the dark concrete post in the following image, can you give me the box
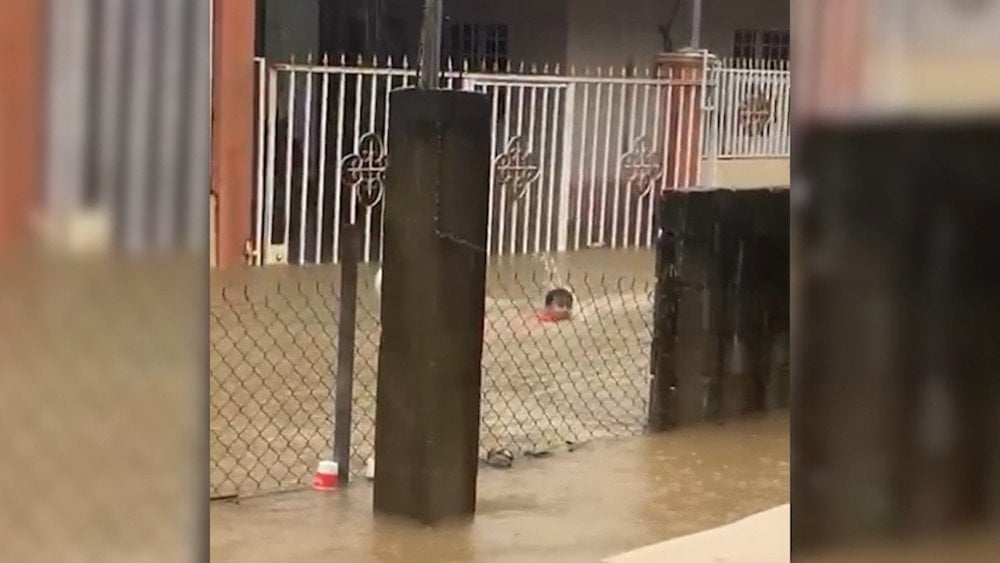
[373,88,490,525]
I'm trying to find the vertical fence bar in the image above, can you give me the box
[379,70,394,261]
[555,84,575,252]
[622,81,638,247]
[332,65,347,262]
[722,63,736,158]
[511,84,526,256]
[694,53,709,187]
[729,62,740,157]
[298,65,314,264]
[282,69,297,250]
[765,61,776,156]
[497,85,513,254]
[611,77,627,247]
[684,65,698,187]
[264,67,279,259]
[542,81,556,252]
[254,60,266,263]
[670,69,685,189]
[646,78,664,247]
[745,61,757,157]
[572,82,589,251]
[334,221,360,482]
[778,70,791,155]
[535,86,550,253]
[739,62,751,156]
[486,85,499,255]
[588,75,603,246]
[364,66,379,261]
[523,85,538,254]
[708,62,723,184]
[599,77,614,244]
[314,65,332,263]
[751,60,763,157]
[633,82,651,247]
[350,70,363,224]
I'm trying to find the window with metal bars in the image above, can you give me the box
[732,29,790,61]
[442,22,509,72]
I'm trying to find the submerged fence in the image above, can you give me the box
[210,266,654,498]
[209,188,791,499]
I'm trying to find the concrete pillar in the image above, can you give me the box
[373,88,491,525]
[0,0,44,254]
[211,0,255,268]
[657,50,714,190]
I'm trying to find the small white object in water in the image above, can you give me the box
[365,456,375,480]
[374,267,382,300]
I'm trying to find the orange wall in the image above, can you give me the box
[211,0,256,268]
[0,0,44,253]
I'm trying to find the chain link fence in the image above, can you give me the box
[210,265,653,498]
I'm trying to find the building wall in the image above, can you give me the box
[259,0,789,70]
[567,0,681,71]
[712,158,790,189]
[700,0,789,57]
[444,0,568,68]
[566,0,789,71]
[261,0,319,61]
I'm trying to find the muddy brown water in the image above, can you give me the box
[209,412,789,563]
[210,249,658,497]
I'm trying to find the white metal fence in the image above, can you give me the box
[709,58,791,158]
[252,55,790,266]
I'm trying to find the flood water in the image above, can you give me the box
[210,248,660,497]
[210,247,655,294]
[210,412,789,563]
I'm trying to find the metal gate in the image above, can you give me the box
[253,56,709,265]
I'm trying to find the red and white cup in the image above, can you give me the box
[312,460,339,491]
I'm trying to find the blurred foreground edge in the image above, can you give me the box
[792,122,1000,558]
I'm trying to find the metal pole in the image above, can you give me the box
[691,0,702,49]
[334,222,360,483]
[418,0,442,90]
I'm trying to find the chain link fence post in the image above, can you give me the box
[334,222,360,483]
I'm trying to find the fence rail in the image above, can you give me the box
[251,55,790,267]
[252,55,717,267]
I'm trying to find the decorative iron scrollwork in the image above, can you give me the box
[737,88,775,136]
[494,135,540,202]
[621,135,663,198]
[341,132,387,207]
